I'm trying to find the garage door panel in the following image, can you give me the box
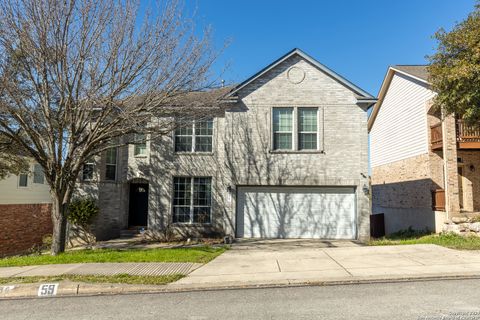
[237,187,356,239]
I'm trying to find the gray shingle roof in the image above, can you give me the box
[393,65,429,82]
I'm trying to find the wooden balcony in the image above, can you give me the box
[457,120,480,148]
[430,123,443,150]
[432,189,445,211]
[430,120,480,150]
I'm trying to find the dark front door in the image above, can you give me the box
[129,183,149,226]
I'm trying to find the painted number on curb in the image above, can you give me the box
[0,285,15,294]
[38,283,58,297]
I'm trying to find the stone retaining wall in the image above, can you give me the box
[443,215,480,235]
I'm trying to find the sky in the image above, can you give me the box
[186,0,476,97]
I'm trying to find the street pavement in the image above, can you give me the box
[1,279,479,319]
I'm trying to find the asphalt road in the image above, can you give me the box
[1,279,480,320]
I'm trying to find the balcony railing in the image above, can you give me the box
[457,121,480,147]
[432,189,445,211]
[430,120,480,150]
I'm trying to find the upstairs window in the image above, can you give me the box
[105,147,117,181]
[273,108,293,150]
[134,133,147,156]
[19,173,28,187]
[82,157,94,181]
[298,108,318,150]
[272,107,319,151]
[33,164,45,184]
[172,177,212,224]
[174,119,213,152]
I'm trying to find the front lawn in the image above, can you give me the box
[0,246,226,267]
[370,230,480,250]
[0,274,183,285]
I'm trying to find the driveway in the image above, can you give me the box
[171,240,480,289]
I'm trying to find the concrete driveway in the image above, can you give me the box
[171,240,480,289]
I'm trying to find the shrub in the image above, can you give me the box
[68,198,99,227]
[27,234,53,255]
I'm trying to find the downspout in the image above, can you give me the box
[441,108,450,219]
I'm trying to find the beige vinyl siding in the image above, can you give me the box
[0,162,51,205]
[370,73,436,168]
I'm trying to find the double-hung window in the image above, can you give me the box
[272,107,319,151]
[19,173,28,187]
[134,133,147,156]
[33,164,44,184]
[172,177,212,224]
[105,147,117,181]
[174,119,213,152]
[82,157,94,181]
[298,108,318,150]
[273,108,294,150]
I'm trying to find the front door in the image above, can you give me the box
[129,183,149,226]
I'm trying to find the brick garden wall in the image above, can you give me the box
[0,204,52,257]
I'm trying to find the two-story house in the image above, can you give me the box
[369,65,480,234]
[79,48,375,242]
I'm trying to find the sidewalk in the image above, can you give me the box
[2,243,480,299]
[0,262,201,278]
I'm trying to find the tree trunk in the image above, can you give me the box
[51,194,68,255]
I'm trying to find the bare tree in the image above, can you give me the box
[0,134,29,178]
[0,0,225,254]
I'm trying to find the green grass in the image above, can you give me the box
[370,229,480,250]
[0,246,227,267]
[0,274,184,285]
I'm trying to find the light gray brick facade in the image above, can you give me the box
[78,50,372,241]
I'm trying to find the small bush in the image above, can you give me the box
[68,198,99,227]
[27,234,53,255]
[470,215,480,223]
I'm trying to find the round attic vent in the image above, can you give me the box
[287,66,305,84]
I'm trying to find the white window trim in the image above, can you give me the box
[172,176,212,225]
[272,107,294,151]
[271,106,322,152]
[82,158,95,181]
[105,147,117,181]
[133,133,148,157]
[33,163,45,184]
[174,119,214,153]
[298,107,320,151]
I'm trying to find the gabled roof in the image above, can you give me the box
[226,48,375,100]
[367,65,432,132]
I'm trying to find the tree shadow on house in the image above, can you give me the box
[371,179,444,234]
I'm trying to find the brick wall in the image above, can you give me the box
[372,154,437,210]
[0,204,52,257]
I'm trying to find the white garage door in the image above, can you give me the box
[236,187,356,239]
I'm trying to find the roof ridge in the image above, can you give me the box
[393,64,429,67]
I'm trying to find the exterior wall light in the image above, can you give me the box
[362,184,370,195]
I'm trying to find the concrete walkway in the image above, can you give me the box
[170,243,480,289]
[0,262,201,278]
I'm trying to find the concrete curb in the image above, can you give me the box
[2,273,480,300]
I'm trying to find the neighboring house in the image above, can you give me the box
[369,65,479,234]
[79,48,375,241]
[0,161,51,256]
